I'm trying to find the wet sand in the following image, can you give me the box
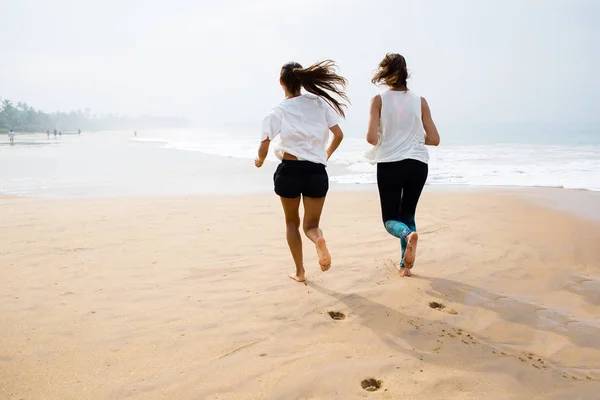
[1,189,599,399]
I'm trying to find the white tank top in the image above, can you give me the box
[365,90,429,164]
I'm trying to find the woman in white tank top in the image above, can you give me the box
[366,53,440,277]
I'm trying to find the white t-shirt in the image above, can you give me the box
[261,93,339,165]
[365,90,429,164]
[8,131,15,138]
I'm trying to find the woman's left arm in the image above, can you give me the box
[422,97,440,146]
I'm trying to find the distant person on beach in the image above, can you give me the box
[134,131,137,137]
[255,60,348,283]
[78,129,81,135]
[53,129,57,138]
[365,53,440,277]
[46,130,50,139]
[8,129,15,144]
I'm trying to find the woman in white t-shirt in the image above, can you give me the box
[255,60,348,283]
[366,53,440,277]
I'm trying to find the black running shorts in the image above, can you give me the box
[273,160,329,199]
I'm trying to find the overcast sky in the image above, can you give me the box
[1,0,598,128]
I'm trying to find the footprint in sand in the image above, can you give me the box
[429,301,458,315]
[361,378,382,392]
[328,311,345,320]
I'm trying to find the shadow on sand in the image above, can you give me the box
[420,276,600,349]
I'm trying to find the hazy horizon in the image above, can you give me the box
[2,0,599,129]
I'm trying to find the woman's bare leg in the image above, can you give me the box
[302,196,331,271]
[280,196,304,282]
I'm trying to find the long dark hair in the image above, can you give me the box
[372,53,409,89]
[280,60,349,117]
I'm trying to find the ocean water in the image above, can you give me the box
[130,122,600,191]
[1,122,599,197]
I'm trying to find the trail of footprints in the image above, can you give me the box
[323,300,598,392]
[327,311,388,392]
[427,301,598,382]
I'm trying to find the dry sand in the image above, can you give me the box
[1,190,600,399]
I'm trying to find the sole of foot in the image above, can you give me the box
[316,237,332,271]
[402,232,419,272]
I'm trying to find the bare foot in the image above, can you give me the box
[316,237,332,271]
[396,264,413,277]
[403,232,419,271]
[289,272,306,283]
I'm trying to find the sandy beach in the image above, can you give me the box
[1,189,600,399]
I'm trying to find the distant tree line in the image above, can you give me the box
[0,98,189,133]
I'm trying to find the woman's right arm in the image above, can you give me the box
[256,108,281,168]
[255,139,270,168]
[366,95,381,146]
[421,97,440,146]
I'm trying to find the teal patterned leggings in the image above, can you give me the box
[384,218,416,267]
[377,159,428,267]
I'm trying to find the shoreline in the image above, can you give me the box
[2,185,599,220]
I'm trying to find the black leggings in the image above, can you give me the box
[377,159,428,225]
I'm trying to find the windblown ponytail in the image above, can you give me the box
[280,60,349,117]
[372,53,409,89]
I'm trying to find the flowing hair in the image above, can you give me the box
[280,60,349,117]
[372,53,410,89]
